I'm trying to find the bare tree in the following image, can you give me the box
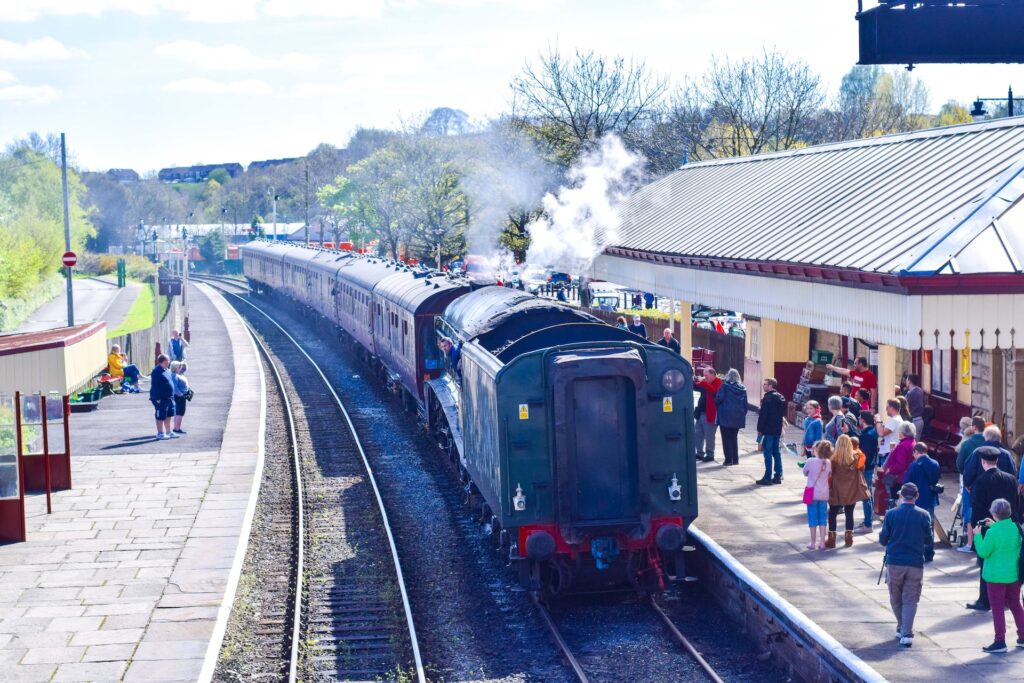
[825,65,931,140]
[663,49,825,162]
[511,48,668,164]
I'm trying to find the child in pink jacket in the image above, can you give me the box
[804,440,833,550]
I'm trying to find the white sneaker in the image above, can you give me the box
[900,636,913,647]
[156,432,167,440]
[167,431,180,438]
[956,545,975,554]
[854,524,872,535]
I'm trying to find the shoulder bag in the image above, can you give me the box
[803,463,825,505]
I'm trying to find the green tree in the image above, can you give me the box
[198,232,227,273]
[0,143,95,301]
[207,167,231,185]
[937,100,973,126]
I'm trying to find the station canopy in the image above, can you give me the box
[594,118,1024,350]
[0,322,107,395]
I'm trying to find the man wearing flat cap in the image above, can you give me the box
[879,482,932,647]
[967,446,1021,612]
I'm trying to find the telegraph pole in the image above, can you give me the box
[60,133,74,327]
[304,160,310,246]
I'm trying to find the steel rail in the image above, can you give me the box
[648,597,726,683]
[529,592,590,683]
[202,281,426,683]
[242,325,305,682]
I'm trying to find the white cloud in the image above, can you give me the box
[0,37,83,61]
[291,82,347,97]
[0,84,59,104]
[156,40,318,71]
[163,78,272,95]
[341,51,430,76]
[263,0,385,19]
[167,0,260,23]
[0,70,14,83]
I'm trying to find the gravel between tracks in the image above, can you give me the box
[214,350,296,682]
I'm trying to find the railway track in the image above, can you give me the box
[532,593,726,683]
[201,278,425,683]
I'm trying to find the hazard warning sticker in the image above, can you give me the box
[662,397,673,413]
[519,404,529,420]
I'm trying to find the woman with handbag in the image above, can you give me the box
[170,361,191,435]
[804,440,833,550]
[826,435,871,548]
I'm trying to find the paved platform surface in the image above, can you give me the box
[15,277,141,334]
[0,284,263,682]
[71,283,232,456]
[696,410,1023,683]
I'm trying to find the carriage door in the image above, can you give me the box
[549,350,647,530]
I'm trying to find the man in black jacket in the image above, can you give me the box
[967,447,1021,612]
[756,378,787,485]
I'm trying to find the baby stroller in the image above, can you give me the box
[945,491,963,547]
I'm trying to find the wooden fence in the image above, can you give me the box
[109,292,179,370]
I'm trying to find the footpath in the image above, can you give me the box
[696,410,1022,683]
[0,283,263,681]
[15,277,142,334]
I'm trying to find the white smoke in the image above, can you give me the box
[525,135,644,275]
[462,125,554,266]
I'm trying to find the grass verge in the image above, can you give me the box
[107,283,168,338]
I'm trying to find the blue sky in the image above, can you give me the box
[1,0,1021,173]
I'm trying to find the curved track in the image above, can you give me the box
[202,277,425,683]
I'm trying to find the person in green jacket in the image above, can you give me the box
[975,497,1024,653]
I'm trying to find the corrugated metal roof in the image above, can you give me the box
[612,118,1024,275]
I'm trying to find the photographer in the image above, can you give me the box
[905,442,941,562]
[974,498,1024,653]
[967,447,1021,612]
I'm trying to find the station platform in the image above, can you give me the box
[0,284,263,682]
[695,410,1023,683]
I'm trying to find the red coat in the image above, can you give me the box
[695,377,722,424]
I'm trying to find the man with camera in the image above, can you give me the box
[967,447,1021,612]
[905,442,941,562]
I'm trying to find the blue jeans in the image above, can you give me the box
[862,467,874,527]
[762,435,782,479]
[807,500,828,527]
[123,364,140,385]
[961,481,972,531]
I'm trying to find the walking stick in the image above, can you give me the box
[877,554,887,586]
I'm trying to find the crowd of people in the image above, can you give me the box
[686,353,1024,653]
[105,329,193,441]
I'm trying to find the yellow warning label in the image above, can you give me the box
[663,397,673,413]
[519,404,529,420]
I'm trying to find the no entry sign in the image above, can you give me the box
[62,251,77,267]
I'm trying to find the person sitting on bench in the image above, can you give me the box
[108,345,140,389]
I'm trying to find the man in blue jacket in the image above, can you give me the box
[879,483,932,648]
[905,443,941,562]
[856,412,880,533]
[149,354,177,440]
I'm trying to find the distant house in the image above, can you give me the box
[248,157,299,171]
[157,163,244,183]
[105,168,139,183]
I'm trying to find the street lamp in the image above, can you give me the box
[220,207,227,237]
[971,86,1018,121]
[268,187,279,241]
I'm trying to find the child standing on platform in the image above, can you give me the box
[804,440,833,550]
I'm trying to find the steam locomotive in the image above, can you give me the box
[242,240,698,594]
